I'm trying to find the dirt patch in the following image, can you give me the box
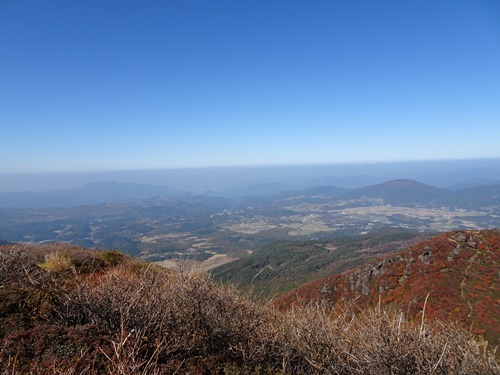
[203,254,238,271]
[156,254,238,272]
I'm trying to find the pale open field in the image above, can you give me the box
[156,253,238,271]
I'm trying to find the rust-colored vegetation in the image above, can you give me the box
[274,229,500,351]
[0,239,498,374]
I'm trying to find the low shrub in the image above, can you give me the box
[0,244,498,374]
[102,250,124,266]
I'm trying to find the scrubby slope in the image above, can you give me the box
[0,243,498,374]
[275,229,500,349]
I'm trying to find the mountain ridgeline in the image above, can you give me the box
[273,229,500,349]
[1,178,500,209]
[314,178,500,208]
[0,181,184,209]
[342,179,449,205]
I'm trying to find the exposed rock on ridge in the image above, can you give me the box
[274,229,500,348]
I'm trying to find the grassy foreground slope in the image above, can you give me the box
[275,229,500,349]
[0,243,498,374]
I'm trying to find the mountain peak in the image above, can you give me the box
[342,179,448,205]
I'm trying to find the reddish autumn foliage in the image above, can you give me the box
[1,239,498,374]
[274,229,500,349]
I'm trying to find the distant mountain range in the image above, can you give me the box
[1,178,500,209]
[341,179,448,205]
[273,229,500,348]
[299,175,386,189]
[281,179,500,209]
[446,178,500,191]
[445,184,500,209]
[366,179,498,208]
[1,178,499,263]
[0,182,184,208]
[2,160,500,193]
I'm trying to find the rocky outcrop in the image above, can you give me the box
[274,229,500,348]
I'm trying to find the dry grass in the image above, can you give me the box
[41,251,74,272]
[0,243,498,374]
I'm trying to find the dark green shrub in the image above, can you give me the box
[101,250,124,266]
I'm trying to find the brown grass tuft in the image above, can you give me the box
[40,251,74,272]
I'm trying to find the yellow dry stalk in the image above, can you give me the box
[41,250,73,272]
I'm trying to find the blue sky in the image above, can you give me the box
[1,0,499,173]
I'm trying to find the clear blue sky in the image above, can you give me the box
[1,0,499,173]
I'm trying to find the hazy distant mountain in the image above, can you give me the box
[275,179,500,210]
[2,177,497,211]
[231,182,293,197]
[2,159,499,193]
[294,185,348,197]
[334,178,500,209]
[448,184,500,209]
[0,182,183,209]
[419,166,500,188]
[0,192,71,209]
[341,179,449,205]
[300,175,386,189]
[75,181,183,200]
[446,178,500,191]
[275,185,349,204]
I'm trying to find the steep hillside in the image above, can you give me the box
[274,229,500,348]
[212,228,431,300]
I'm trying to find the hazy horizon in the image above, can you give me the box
[1,158,499,193]
[1,1,499,174]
